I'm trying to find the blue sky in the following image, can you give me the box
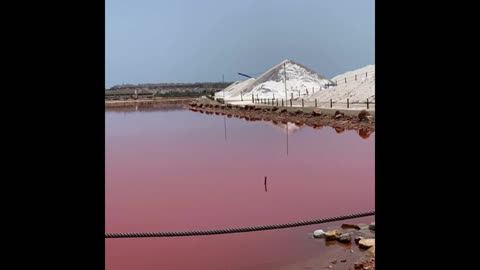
[106,0,374,88]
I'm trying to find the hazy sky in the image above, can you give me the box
[106,0,374,88]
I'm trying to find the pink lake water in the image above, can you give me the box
[105,105,375,270]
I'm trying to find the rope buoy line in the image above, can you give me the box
[105,210,374,238]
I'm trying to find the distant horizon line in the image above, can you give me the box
[106,62,375,89]
[106,81,235,89]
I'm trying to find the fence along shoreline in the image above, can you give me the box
[216,69,375,106]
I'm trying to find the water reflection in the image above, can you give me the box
[271,122,300,135]
[223,115,227,142]
[105,104,184,113]
[358,129,372,139]
[335,127,345,134]
[224,112,374,140]
[114,106,374,142]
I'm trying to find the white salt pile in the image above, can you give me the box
[216,60,332,100]
[307,65,375,103]
[271,121,301,135]
[216,78,256,99]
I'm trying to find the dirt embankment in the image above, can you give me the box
[105,98,195,108]
[189,100,375,133]
[105,97,375,133]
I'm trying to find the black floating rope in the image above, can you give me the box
[105,210,374,238]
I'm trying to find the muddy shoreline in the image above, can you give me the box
[189,99,375,133]
[105,98,375,132]
[105,98,194,108]
[278,221,375,270]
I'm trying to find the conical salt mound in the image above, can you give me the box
[245,60,332,100]
[216,60,332,100]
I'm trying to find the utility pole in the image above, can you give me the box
[222,74,225,100]
[284,62,287,101]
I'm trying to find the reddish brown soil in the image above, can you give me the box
[188,101,375,132]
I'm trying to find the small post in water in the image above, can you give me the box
[345,77,347,84]
[355,74,357,81]
[276,99,278,106]
[302,99,304,107]
[264,176,267,192]
[347,99,349,108]
[315,99,317,107]
[330,99,332,108]
[282,99,284,107]
[367,99,369,109]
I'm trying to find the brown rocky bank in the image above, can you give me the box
[188,100,375,133]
